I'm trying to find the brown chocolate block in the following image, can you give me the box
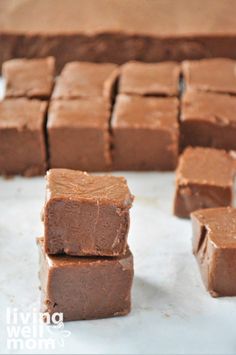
[120,61,180,97]
[2,1,236,72]
[38,238,133,321]
[47,98,111,171]
[111,95,179,171]
[2,57,55,99]
[181,90,236,150]
[174,147,236,218]
[192,207,236,297]
[182,58,236,94]
[44,169,134,256]
[52,62,118,103]
[0,98,47,176]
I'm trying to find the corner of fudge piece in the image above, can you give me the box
[191,207,236,297]
[174,147,236,218]
[2,57,55,99]
[52,61,119,103]
[119,61,180,97]
[111,94,179,171]
[0,98,48,176]
[44,169,134,256]
[37,237,134,321]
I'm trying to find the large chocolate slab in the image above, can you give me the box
[38,238,133,321]
[47,98,111,171]
[111,95,179,171]
[1,1,236,71]
[174,147,236,218]
[0,98,47,176]
[43,169,134,256]
[2,57,55,99]
[192,207,236,297]
[181,90,236,151]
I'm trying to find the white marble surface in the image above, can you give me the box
[0,172,236,354]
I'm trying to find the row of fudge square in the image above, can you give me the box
[2,57,236,175]
[40,169,134,321]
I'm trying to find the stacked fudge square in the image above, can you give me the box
[38,168,134,321]
[0,57,55,176]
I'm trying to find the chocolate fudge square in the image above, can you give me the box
[181,90,236,150]
[182,58,236,94]
[44,169,134,256]
[52,62,118,103]
[2,57,55,99]
[38,238,133,321]
[0,99,47,176]
[47,98,111,171]
[192,207,236,297]
[174,147,236,218]
[120,61,180,97]
[111,95,179,171]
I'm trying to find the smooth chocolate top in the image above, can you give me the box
[37,237,133,267]
[120,61,180,97]
[192,207,236,248]
[47,98,109,129]
[182,59,236,94]
[52,62,118,100]
[181,90,236,125]
[2,57,55,99]
[1,0,236,36]
[0,98,47,130]
[46,169,134,208]
[112,94,179,130]
[176,147,236,187]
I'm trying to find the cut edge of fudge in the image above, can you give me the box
[37,237,134,321]
[43,169,134,256]
[191,207,236,297]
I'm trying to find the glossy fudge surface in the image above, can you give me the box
[47,98,111,171]
[111,95,179,171]
[0,98,47,176]
[182,58,236,94]
[44,169,134,256]
[38,238,134,321]
[2,57,55,99]
[52,62,118,103]
[181,90,236,150]
[192,207,236,297]
[174,147,236,218]
[119,61,180,97]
